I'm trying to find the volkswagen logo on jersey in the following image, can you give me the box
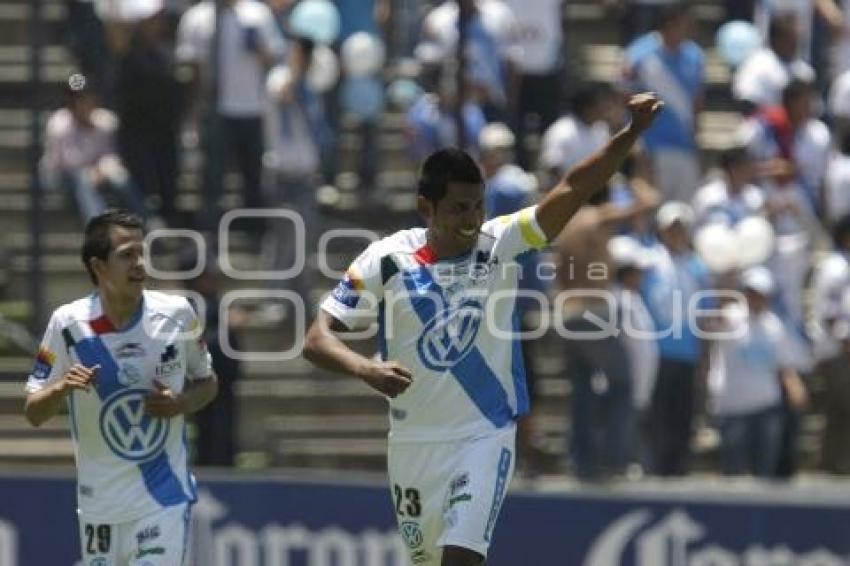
[416,301,483,371]
[99,389,169,462]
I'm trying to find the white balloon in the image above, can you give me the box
[341,32,386,78]
[307,45,339,93]
[734,216,775,268]
[694,223,738,274]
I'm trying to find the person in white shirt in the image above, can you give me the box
[737,79,828,225]
[824,133,850,224]
[736,80,825,375]
[753,0,845,64]
[24,210,218,564]
[708,266,807,477]
[176,0,286,231]
[41,79,148,224]
[502,0,564,168]
[733,14,816,110]
[303,94,663,566]
[692,145,765,227]
[539,84,613,182]
[828,68,850,145]
[420,0,522,118]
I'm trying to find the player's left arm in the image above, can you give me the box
[535,92,663,242]
[145,374,218,418]
[145,301,219,418]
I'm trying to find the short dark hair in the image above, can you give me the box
[570,83,613,120]
[81,209,144,285]
[769,13,798,46]
[782,78,812,107]
[658,2,688,29]
[417,148,484,204]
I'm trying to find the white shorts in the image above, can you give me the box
[78,503,190,565]
[387,425,516,565]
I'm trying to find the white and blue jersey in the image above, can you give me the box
[624,32,704,153]
[26,291,213,523]
[321,206,548,442]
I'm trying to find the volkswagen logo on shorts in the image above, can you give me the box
[416,301,483,371]
[400,521,424,549]
[99,389,169,462]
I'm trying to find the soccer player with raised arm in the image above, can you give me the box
[304,94,662,566]
[24,210,218,565]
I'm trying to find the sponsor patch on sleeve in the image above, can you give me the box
[31,347,56,380]
[331,273,363,309]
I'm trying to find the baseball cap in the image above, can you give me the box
[121,0,164,21]
[656,201,695,230]
[479,123,515,150]
[740,266,775,296]
[608,236,650,270]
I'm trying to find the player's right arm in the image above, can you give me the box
[303,311,412,398]
[535,92,663,241]
[24,364,99,427]
[23,310,98,427]
[303,243,413,398]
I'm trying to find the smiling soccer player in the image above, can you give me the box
[304,94,662,566]
[24,210,218,565]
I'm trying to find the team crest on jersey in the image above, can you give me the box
[116,342,146,359]
[118,363,142,386]
[416,301,483,371]
[155,344,182,378]
[99,389,169,461]
[331,274,361,309]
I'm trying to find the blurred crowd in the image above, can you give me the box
[45,0,850,479]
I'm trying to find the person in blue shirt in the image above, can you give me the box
[641,202,713,476]
[405,60,488,162]
[623,3,705,203]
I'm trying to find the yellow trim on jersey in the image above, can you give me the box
[346,266,365,291]
[518,207,547,249]
[36,347,56,365]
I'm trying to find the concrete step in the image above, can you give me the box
[566,1,724,47]
[0,438,74,464]
[0,414,68,437]
[271,437,386,470]
[0,3,65,47]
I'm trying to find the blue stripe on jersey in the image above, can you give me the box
[510,313,530,417]
[71,332,188,508]
[182,427,197,502]
[484,447,512,542]
[400,268,444,322]
[401,266,514,427]
[72,335,122,398]
[377,300,388,360]
[452,349,513,427]
[139,453,189,507]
